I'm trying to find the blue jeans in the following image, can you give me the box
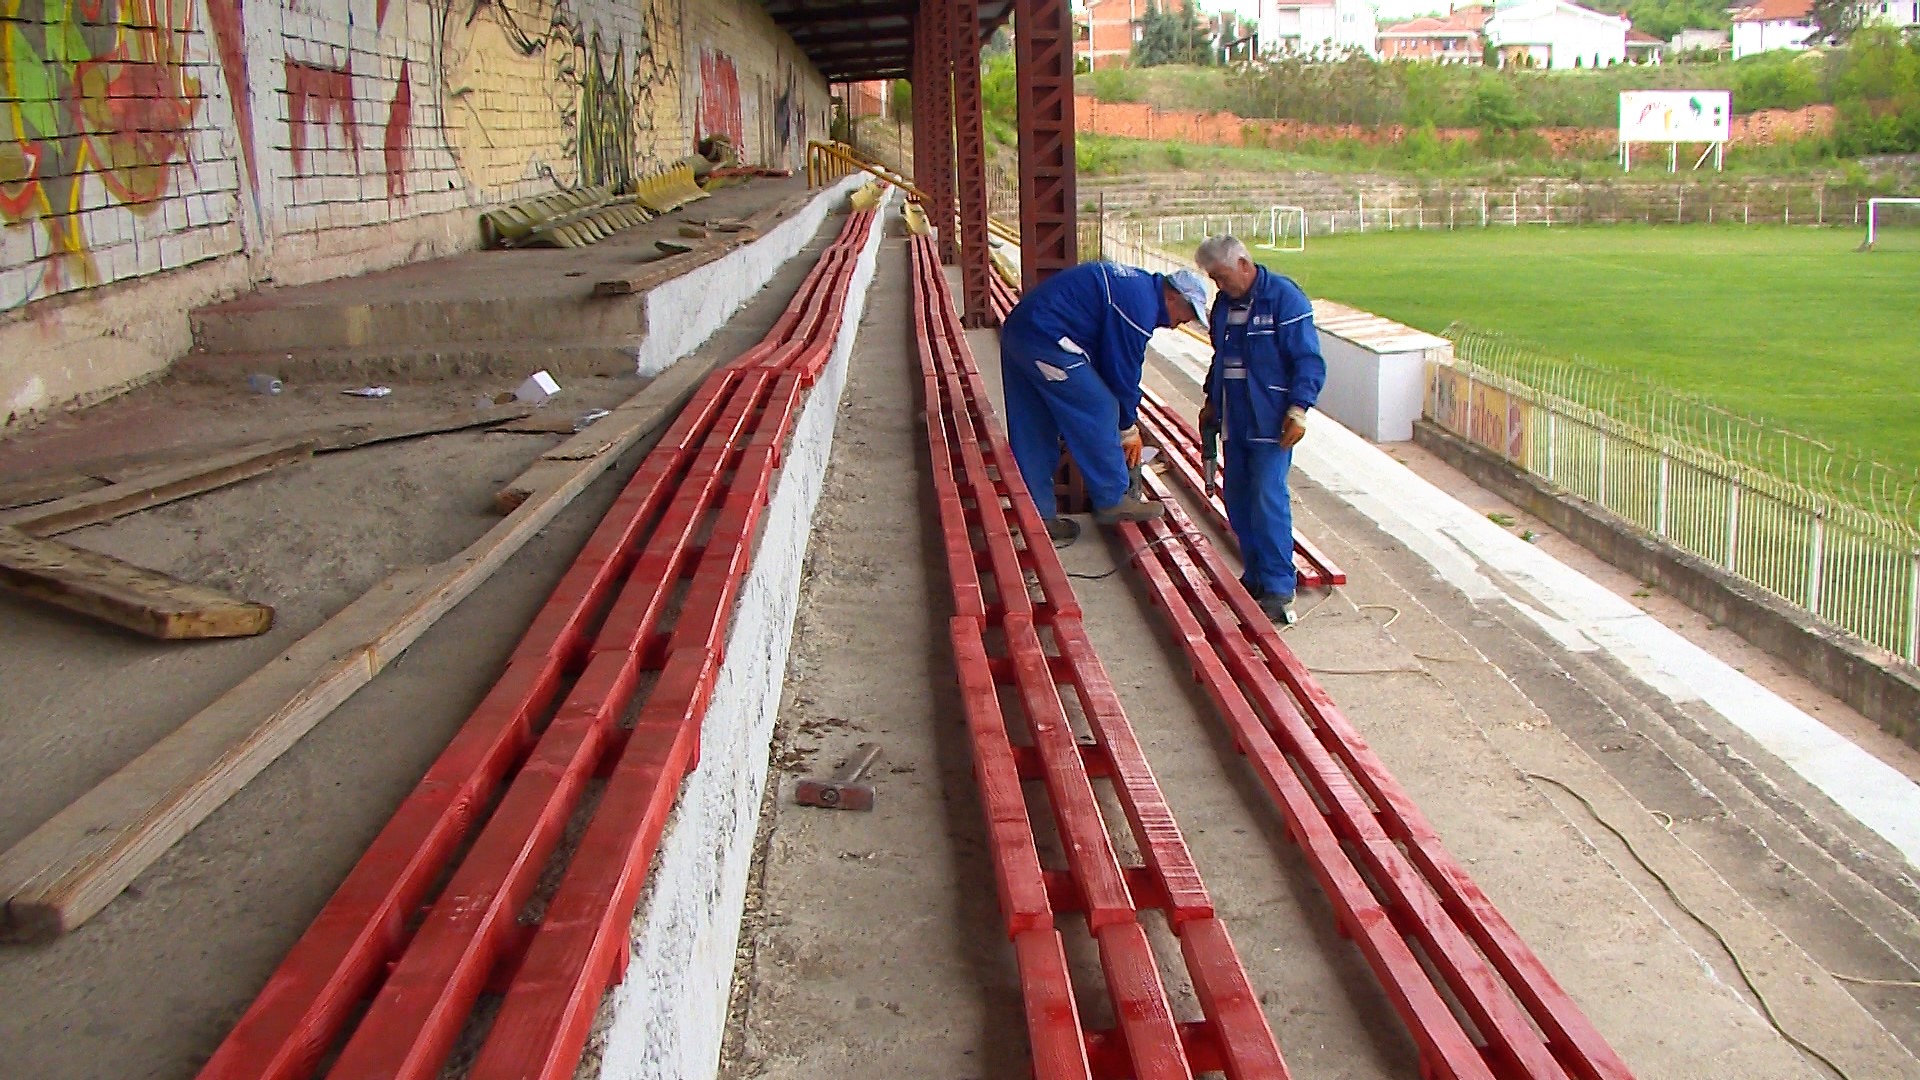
[1000,337,1129,521]
[1223,438,1295,599]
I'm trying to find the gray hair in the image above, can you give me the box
[1194,234,1252,271]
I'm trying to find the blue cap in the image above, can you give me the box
[1167,269,1210,331]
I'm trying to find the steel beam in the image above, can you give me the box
[923,0,958,265]
[1013,0,1077,287]
[951,0,994,326]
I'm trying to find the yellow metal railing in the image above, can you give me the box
[806,140,926,202]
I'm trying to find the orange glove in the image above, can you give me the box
[1280,406,1308,449]
[1120,425,1143,469]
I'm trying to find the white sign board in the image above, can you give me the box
[1619,90,1732,144]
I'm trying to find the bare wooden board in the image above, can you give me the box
[0,474,108,513]
[0,527,274,640]
[0,441,316,537]
[0,351,725,940]
[0,405,532,508]
[589,189,812,298]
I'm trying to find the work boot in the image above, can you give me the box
[1092,493,1165,526]
[1045,516,1081,547]
[1258,591,1298,625]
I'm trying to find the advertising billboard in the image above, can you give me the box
[1619,90,1732,144]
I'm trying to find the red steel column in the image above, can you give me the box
[1014,0,1078,287]
[910,18,929,189]
[925,0,958,265]
[951,0,994,326]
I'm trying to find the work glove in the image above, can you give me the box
[1198,402,1215,432]
[1280,406,1309,449]
[1120,425,1143,469]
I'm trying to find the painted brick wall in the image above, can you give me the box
[0,0,826,423]
[685,0,831,175]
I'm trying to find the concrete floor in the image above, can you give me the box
[5,199,1918,1080]
[0,191,844,1080]
[723,243,1920,1078]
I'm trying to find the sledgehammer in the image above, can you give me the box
[794,743,882,811]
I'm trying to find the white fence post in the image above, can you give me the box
[1656,452,1670,538]
[1597,428,1609,509]
[1545,413,1557,482]
[1807,509,1825,614]
[1726,480,1742,570]
[1909,551,1920,664]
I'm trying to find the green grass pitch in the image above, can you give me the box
[1249,225,1920,475]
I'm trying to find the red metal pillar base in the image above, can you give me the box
[951,0,994,327]
[1014,0,1078,288]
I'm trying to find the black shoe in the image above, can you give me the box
[1046,517,1081,547]
[1258,592,1298,625]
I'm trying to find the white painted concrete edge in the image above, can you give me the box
[1150,330,1920,872]
[634,175,868,377]
[593,190,891,1080]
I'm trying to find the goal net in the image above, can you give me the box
[1861,197,1920,251]
[1258,205,1307,253]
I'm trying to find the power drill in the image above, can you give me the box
[1200,412,1221,496]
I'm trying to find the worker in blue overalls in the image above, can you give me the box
[1000,261,1213,546]
[1194,235,1326,624]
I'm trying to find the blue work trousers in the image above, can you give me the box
[1000,338,1130,521]
[1223,437,1296,599]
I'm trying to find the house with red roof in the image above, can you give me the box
[1377,4,1493,63]
[1731,0,1817,58]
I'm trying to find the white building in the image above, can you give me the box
[1485,0,1630,68]
[1257,0,1382,58]
[1670,27,1732,55]
[1730,0,1817,58]
[1863,0,1920,29]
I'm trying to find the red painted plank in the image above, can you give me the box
[324,650,640,1080]
[1119,512,1495,1080]
[467,649,714,1080]
[1177,917,1292,1080]
[1049,617,1213,927]
[1093,921,1193,1080]
[1013,930,1094,1080]
[1000,613,1134,929]
[951,618,1054,936]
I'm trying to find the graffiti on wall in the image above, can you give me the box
[444,0,681,195]
[0,0,205,291]
[771,61,805,169]
[285,59,359,173]
[697,47,743,152]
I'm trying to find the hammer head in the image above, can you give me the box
[793,778,875,812]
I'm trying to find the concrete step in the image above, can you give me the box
[189,288,652,356]
[173,340,641,384]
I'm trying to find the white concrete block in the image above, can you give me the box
[634,174,866,377]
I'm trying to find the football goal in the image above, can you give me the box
[1860,197,1920,251]
[1257,205,1307,253]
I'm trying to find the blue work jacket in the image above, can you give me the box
[1002,261,1168,429]
[1204,266,1327,443]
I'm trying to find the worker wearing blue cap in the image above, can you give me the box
[1000,262,1212,545]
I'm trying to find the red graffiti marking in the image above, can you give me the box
[205,0,255,193]
[698,48,743,150]
[285,59,358,175]
[384,60,412,199]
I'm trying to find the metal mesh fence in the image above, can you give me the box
[1431,331,1920,661]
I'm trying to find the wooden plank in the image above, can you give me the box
[492,353,717,512]
[0,473,107,512]
[0,441,316,537]
[0,527,273,640]
[0,405,531,508]
[0,360,722,941]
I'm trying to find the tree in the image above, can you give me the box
[1810,0,1865,44]
[1132,1,1213,68]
